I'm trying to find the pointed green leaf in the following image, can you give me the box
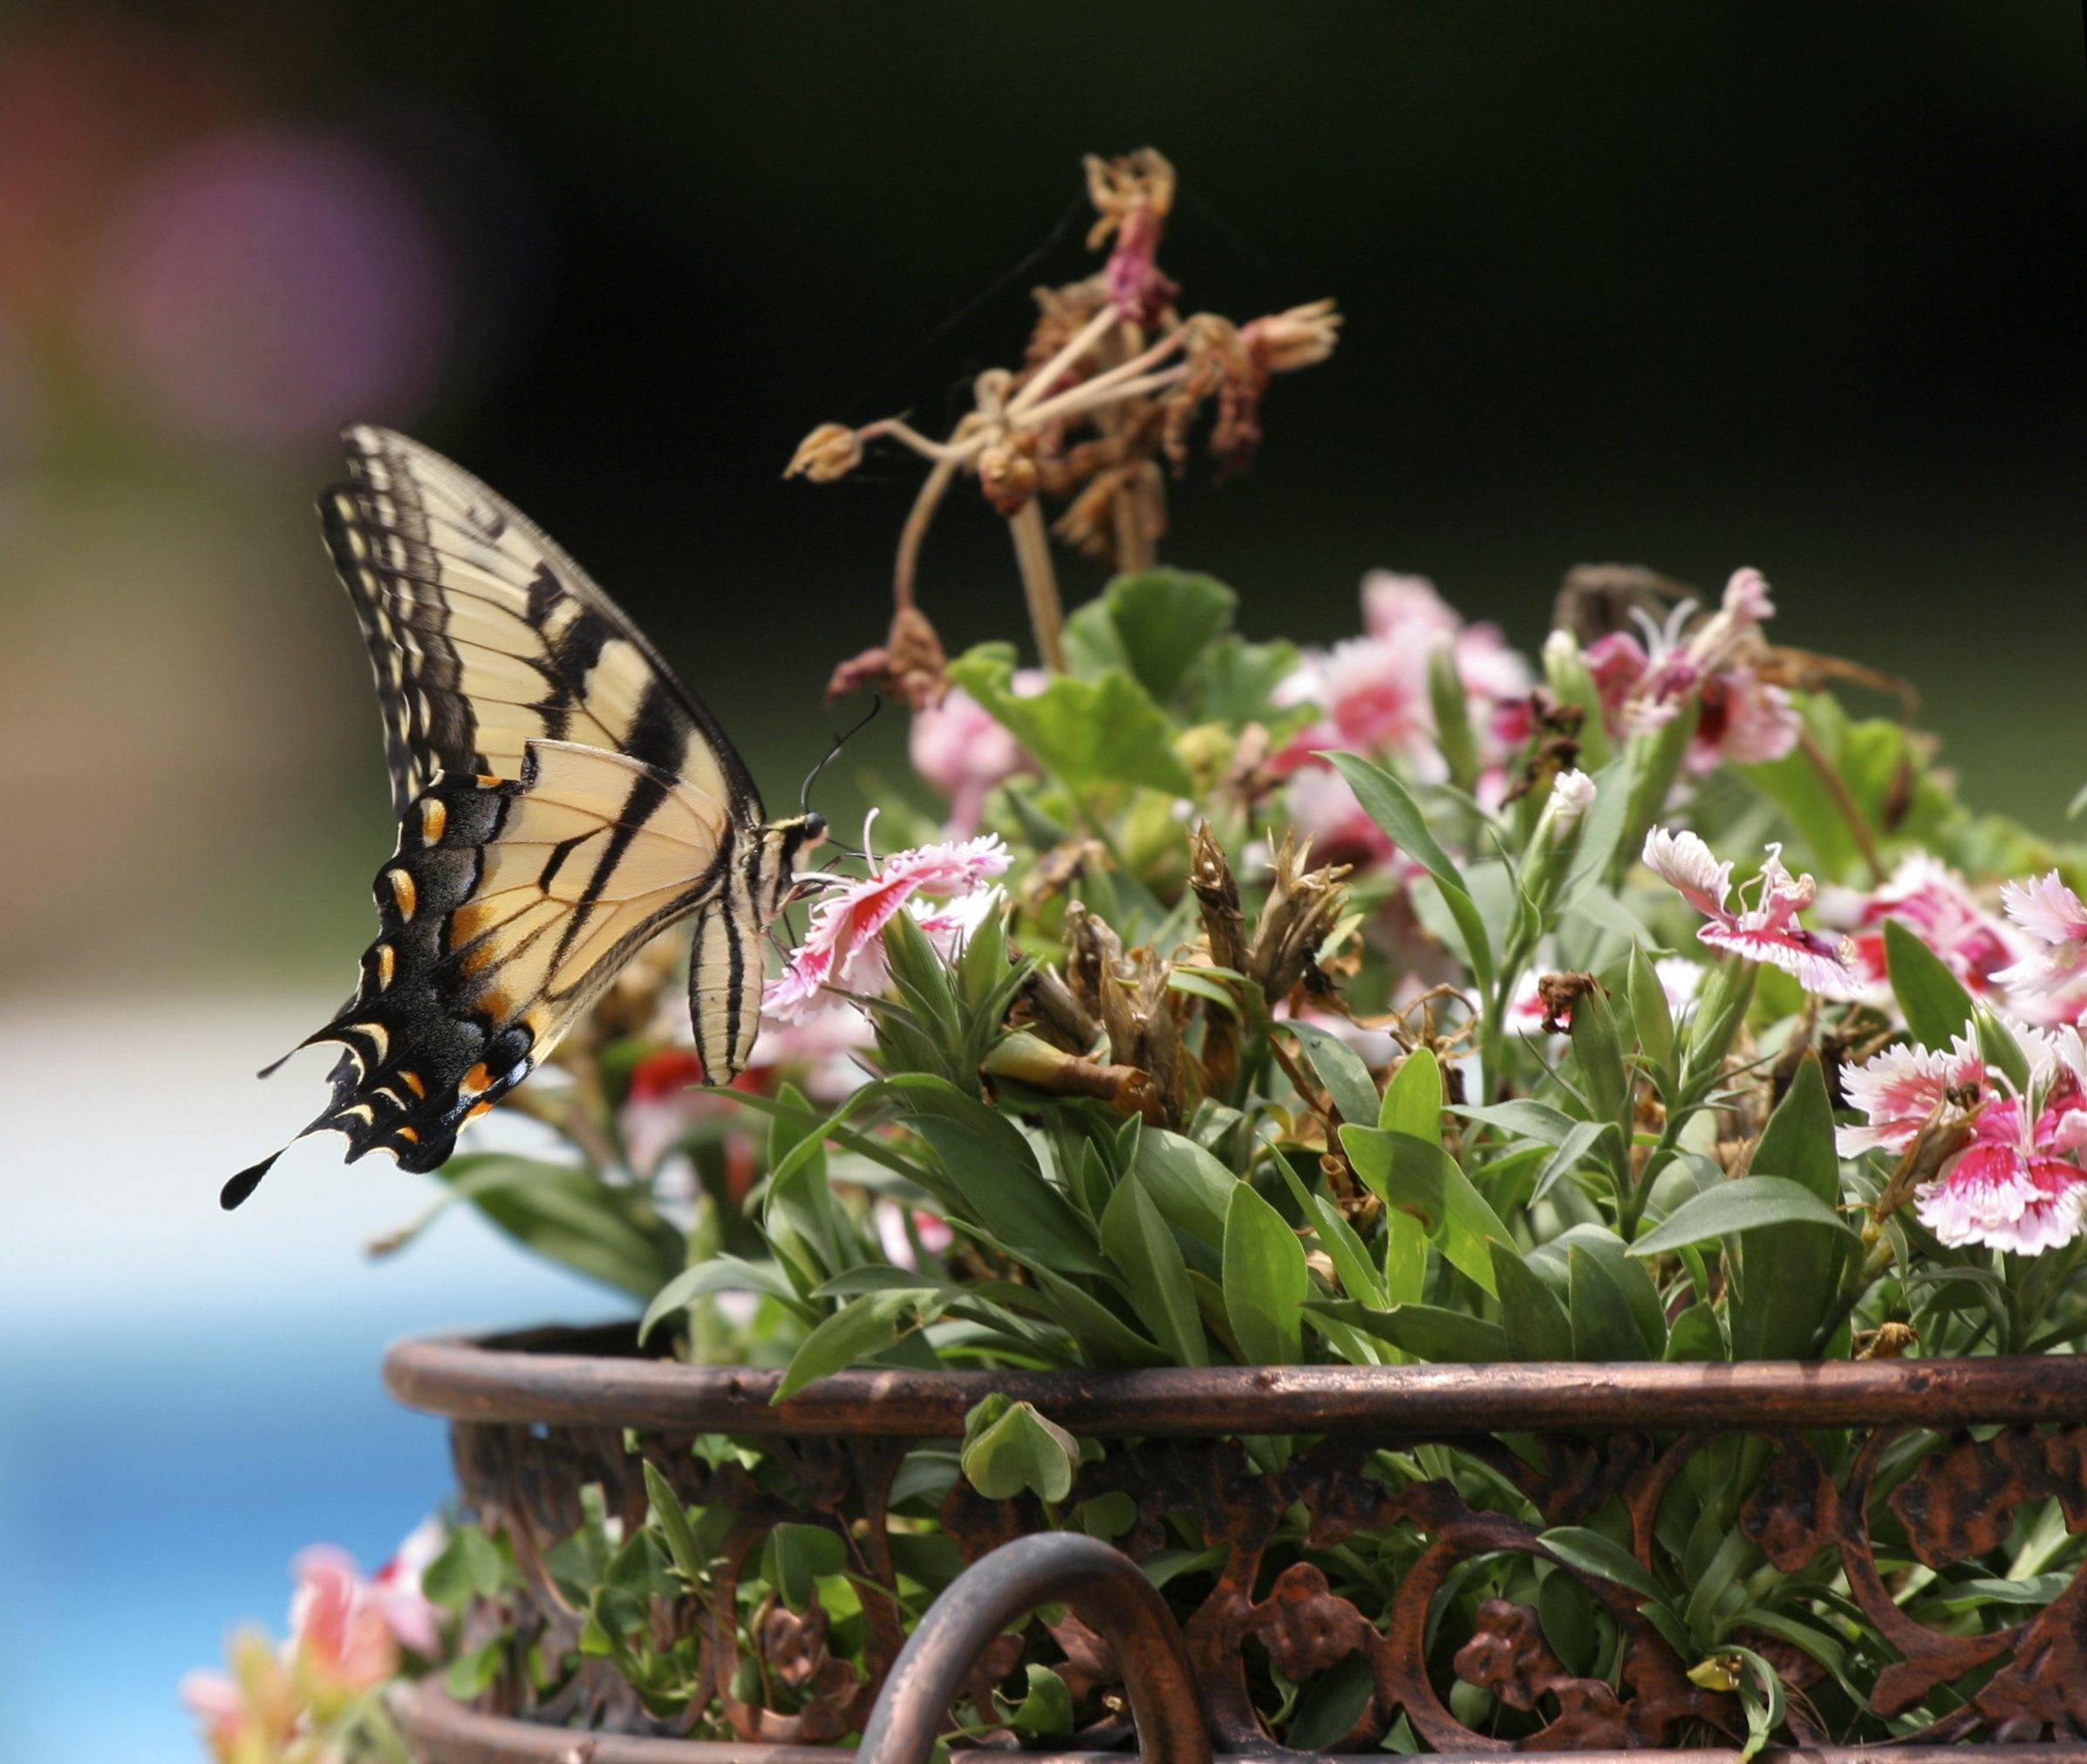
[1305,1299,1507,1363]
[1569,1244,1652,1361]
[1493,1242,1573,1360]
[1325,752,1495,987]
[1101,1174,1207,1366]
[1223,1183,1308,1365]
[774,1290,929,1401]
[1379,1045,1443,1138]
[1340,1126,1504,1296]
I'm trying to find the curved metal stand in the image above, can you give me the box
[855,1533,1211,1764]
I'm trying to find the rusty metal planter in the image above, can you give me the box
[385,1323,2087,1761]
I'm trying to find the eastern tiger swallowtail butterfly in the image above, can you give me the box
[223,426,829,1209]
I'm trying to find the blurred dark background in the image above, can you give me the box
[2,3,2083,994]
[1,10,2083,1759]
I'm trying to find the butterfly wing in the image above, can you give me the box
[225,739,736,1205]
[323,424,762,823]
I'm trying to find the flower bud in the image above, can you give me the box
[1518,769,1596,923]
[1427,644,1479,788]
[1542,630,1612,771]
[785,422,863,482]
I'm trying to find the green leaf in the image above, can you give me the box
[1569,1244,1653,1361]
[1663,1302,1727,1362]
[760,1522,848,1605]
[1028,1267,1173,1369]
[1223,1182,1308,1365]
[1340,1126,1505,1296]
[946,644,1193,794]
[1538,1527,1666,1603]
[1100,1174,1207,1366]
[1326,752,1495,987]
[1003,1664,1075,1738]
[774,1290,931,1401]
[1493,1242,1573,1360]
[1626,942,1675,1076]
[1531,1120,1618,1205]
[1379,1045,1442,1138]
[1130,1129,1238,1248]
[1450,1099,1580,1147]
[1633,1174,1852,1259]
[1306,1300,1507,1363]
[1728,1057,1851,1359]
[422,1526,507,1610]
[640,1256,812,1343]
[960,1394,1081,1502]
[1883,917,1978,1050]
[444,1638,505,1698]
[642,1461,706,1589]
[1088,569,1237,704]
[423,1154,682,1301]
[1189,634,1300,725]
[1285,1020,1381,1128]
[905,1114,1108,1277]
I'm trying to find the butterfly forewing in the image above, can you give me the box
[324,424,762,822]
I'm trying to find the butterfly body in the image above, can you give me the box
[225,428,822,1209]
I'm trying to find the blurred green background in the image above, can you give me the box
[1,1,2081,1002]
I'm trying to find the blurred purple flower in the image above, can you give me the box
[91,126,451,445]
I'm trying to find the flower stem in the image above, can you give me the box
[1009,500,1067,671]
[1795,722,1884,884]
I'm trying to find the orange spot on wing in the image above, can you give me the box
[419,798,448,844]
[395,1126,420,1144]
[462,1062,491,1093]
[399,1069,426,1099]
[375,945,396,989]
[465,1099,494,1120]
[448,902,494,948]
[386,868,418,920]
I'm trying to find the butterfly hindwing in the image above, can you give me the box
[224,739,735,1206]
[323,424,762,823]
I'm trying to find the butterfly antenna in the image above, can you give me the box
[801,694,883,814]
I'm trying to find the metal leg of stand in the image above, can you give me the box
[854,1533,1211,1764]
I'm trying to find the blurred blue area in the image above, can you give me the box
[0,998,622,1764]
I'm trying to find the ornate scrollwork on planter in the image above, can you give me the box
[435,1406,2087,1754]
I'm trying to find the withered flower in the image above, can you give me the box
[824,604,948,709]
[1246,833,1354,1005]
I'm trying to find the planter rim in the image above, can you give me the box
[385,1320,2087,1436]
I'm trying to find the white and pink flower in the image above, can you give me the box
[1838,1029,2087,1254]
[875,1202,956,1270]
[1996,870,2087,998]
[764,828,1011,1022]
[1641,827,1859,997]
[910,678,1039,835]
[1583,568,1799,773]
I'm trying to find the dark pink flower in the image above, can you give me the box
[1642,828,1859,997]
[1839,855,2021,1001]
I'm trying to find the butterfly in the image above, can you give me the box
[224,426,829,1209]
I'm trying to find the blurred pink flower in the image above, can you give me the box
[875,1202,955,1269]
[1275,572,1531,783]
[178,1668,254,1763]
[1642,827,1859,997]
[290,1546,399,1709]
[1838,855,2022,1002]
[1584,569,1798,772]
[1839,1030,2087,1254]
[1282,764,1396,871]
[369,1517,446,1658]
[910,678,1037,835]
[765,831,1010,1021]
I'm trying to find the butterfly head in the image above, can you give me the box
[753,813,831,920]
